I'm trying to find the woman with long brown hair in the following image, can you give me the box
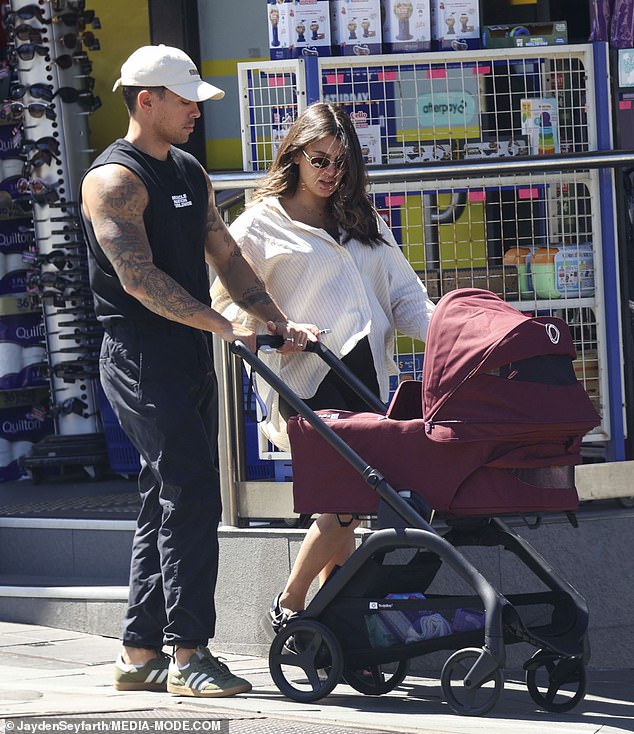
[212,101,435,632]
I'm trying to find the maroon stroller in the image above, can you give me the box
[231,288,601,716]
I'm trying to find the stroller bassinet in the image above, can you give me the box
[289,288,600,518]
[231,288,601,716]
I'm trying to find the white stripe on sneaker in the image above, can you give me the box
[146,669,167,683]
[187,672,213,689]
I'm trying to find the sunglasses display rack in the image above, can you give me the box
[0,0,108,482]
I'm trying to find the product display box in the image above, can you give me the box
[430,0,480,51]
[460,136,529,158]
[381,0,432,54]
[387,140,453,164]
[350,109,383,164]
[291,0,333,57]
[267,0,332,60]
[331,0,382,56]
[520,97,560,155]
[482,21,568,49]
[441,266,510,298]
[267,0,294,60]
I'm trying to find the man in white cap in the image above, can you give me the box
[79,45,317,698]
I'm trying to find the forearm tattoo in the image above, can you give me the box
[235,281,274,311]
[206,197,233,247]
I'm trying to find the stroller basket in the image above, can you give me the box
[231,288,599,716]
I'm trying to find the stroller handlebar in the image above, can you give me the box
[230,334,319,352]
[231,336,385,414]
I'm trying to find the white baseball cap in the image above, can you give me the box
[112,44,225,102]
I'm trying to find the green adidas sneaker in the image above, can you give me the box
[114,651,170,691]
[167,646,252,697]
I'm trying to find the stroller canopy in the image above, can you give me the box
[422,289,600,443]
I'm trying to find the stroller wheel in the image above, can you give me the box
[441,647,503,716]
[269,619,343,703]
[525,650,586,713]
[343,659,409,695]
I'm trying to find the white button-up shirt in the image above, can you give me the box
[211,196,435,448]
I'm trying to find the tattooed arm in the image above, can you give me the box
[81,162,258,346]
[202,174,319,346]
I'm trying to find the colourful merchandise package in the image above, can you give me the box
[520,97,560,155]
[430,0,480,51]
[0,387,52,481]
[267,0,294,60]
[381,0,432,53]
[331,0,382,56]
[290,0,333,57]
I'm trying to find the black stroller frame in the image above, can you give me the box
[231,336,590,717]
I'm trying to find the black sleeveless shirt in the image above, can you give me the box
[80,139,210,329]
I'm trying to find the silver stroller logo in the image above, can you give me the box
[546,323,560,344]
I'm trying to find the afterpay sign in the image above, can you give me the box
[417,91,478,129]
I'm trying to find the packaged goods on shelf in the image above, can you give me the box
[267,0,294,60]
[0,387,52,481]
[288,0,333,58]
[0,310,46,390]
[296,0,333,57]
[0,124,22,160]
[461,137,529,158]
[520,97,560,155]
[441,265,512,298]
[387,140,454,163]
[482,21,568,49]
[331,0,382,56]
[530,243,594,299]
[503,246,534,300]
[430,0,480,51]
[381,0,432,53]
[350,109,382,163]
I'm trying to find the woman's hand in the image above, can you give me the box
[267,320,320,352]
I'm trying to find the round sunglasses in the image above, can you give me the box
[301,149,345,170]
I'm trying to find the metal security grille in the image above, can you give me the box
[236,45,609,452]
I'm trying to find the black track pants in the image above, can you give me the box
[100,321,221,649]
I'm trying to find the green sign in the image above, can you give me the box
[417,91,478,130]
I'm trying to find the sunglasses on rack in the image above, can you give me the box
[22,136,61,158]
[301,148,346,170]
[22,250,77,270]
[3,5,49,25]
[52,51,92,72]
[6,23,48,43]
[57,30,99,50]
[8,42,49,62]
[16,177,62,204]
[50,0,87,13]
[0,101,56,123]
[51,10,99,30]
[9,82,54,102]
[53,87,101,111]
[22,149,61,174]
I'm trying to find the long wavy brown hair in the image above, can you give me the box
[252,102,386,246]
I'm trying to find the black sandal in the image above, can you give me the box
[270,592,302,634]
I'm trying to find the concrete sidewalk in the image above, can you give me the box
[0,622,632,734]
